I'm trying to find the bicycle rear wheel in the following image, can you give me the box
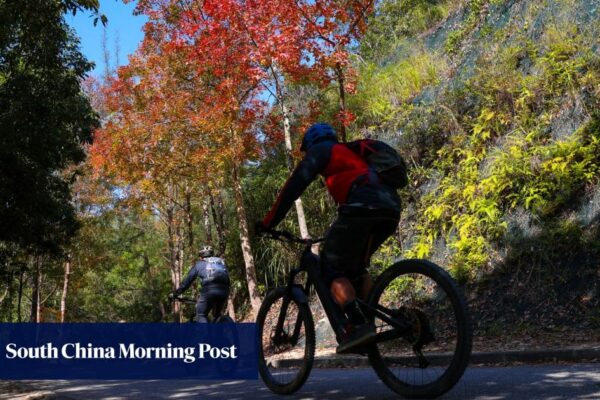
[257,286,315,394]
[367,259,472,398]
[214,314,238,375]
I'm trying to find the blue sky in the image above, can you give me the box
[66,0,147,76]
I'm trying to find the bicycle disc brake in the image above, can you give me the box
[398,307,435,348]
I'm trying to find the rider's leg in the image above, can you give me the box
[323,214,373,327]
[211,291,228,319]
[353,217,398,301]
[322,212,400,353]
[199,285,229,322]
[355,273,373,301]
[330,277,356,305]
[196,292,211,323]
[331,277,369,325]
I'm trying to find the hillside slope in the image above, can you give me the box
[352,0,600,339]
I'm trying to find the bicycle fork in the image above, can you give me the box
[271,264,309,346]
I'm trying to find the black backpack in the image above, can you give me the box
[201,257,230,285]
[345,139,408,189]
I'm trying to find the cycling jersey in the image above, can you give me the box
[262,140,401,229]
[177,257,230,292]
[174,257,229,323]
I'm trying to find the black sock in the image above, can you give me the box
[343,300,366,326]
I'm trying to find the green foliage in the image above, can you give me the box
[361,0,455,62]
[0,0,99,254]
[66,206,169,322]
[350,51,446,128]
[444,0,490,54]
[405,27,598,281]
[354,2,600,284]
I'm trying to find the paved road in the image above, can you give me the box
[4,363,599,399]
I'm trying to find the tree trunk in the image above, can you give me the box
[232,162,262,317]
[0,263,12,316]
[202,197,213,244]
[176,223,185,296]
[166,196,182,322]
[17,266,24,322]
[0,288,8,309]
[227,288,236,320]
[60,254,71,322]
[210,192,226,256]
[30,256,42,322]
[281,102,311,239]
[6,265,14,322]
[271,63,311,239]
[335,62,347,143]
[185,190,194,247]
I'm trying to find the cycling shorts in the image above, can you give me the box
[320,206,400,286]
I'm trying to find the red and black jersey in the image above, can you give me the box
[262,140,401,229]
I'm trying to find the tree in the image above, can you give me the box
[129,0,274,316]
[114,0,374,317]
[91,33,210,320]
[0,0,99,255]
[227,0,314,239]
[291,0,375,141]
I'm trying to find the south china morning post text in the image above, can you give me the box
[0,323,258,379]
[5,342,238,364]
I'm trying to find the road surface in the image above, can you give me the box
[2,363,599,399]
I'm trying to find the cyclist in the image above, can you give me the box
[257,123,401,353]
[169,245,230,323]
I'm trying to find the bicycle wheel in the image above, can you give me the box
[257,286,315,395]
[367,259,472,399]
[214,314,239,376]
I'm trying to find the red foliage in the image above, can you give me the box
[91,0,376,188]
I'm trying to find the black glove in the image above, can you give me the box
[168,291,179,300]
[254,220,268,236]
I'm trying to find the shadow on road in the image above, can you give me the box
[3,364,599,400]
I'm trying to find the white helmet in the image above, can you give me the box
[199,245,214,258]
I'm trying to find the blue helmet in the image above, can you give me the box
[300,123,337,151]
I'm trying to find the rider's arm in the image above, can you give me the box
[176,262,201,293]
[262,143,331,229]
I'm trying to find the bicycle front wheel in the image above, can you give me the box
[368,259,472,399]
[257,286,315,395]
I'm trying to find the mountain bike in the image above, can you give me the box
[256,229,472,398]
[170,296,234,323]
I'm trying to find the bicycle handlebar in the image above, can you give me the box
[170,296,196,304]
[261,229,325,245]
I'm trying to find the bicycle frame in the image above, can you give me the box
[260,231,472,397]
[274,236,412,346]
[171,296,231,323]
[296,245,347,342]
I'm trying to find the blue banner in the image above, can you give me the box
[0,323,257,379]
